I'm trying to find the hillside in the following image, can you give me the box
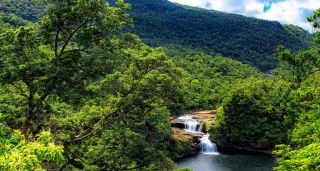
[124,0,312,70]
[0,0,313,70]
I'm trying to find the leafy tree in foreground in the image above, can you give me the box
[0,0,131,139]
[0,123,64,170]
[0,0,181,170]
[49,43,180,170]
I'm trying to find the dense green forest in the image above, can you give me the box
[0,0,313,70]
[124,0,313,70]
[0,0,320,170]
[211,8,320,170]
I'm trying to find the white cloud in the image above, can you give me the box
[168,0,320,32]
[169,0,208,8]
[256,0,319,31]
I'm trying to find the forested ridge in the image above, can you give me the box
[124,0,313,70]
[0,0,313,70]
[0,0,320,171]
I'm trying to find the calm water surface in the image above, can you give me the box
[177,153,275,171]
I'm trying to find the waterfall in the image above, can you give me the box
[178,115,201,132]
[200,133,219,155]
[178,114,219,155]
[185,119,199,132]
[198,124,203,133]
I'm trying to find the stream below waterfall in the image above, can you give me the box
[177,153,275,171]
[176,114,275,171]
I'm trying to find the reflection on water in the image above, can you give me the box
[177,153,275,171]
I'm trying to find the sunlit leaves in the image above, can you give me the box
[274,144,320,171]
[0,125,64,171]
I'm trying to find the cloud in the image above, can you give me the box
[168,0,320,32]
[168,0,208,8]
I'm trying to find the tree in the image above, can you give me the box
[0,0,131,139]
[308,8,320,33]
[273,9,320,170]
[275,46,319,83]
[212,78,295,151]
[0,1,182,170]
[275,9,320,83]
[274,143,320,171]
[49,44,180,170]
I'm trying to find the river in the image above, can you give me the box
[177,153,275,171]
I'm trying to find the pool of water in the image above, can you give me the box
[176,153,275,171]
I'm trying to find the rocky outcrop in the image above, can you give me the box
[172,128,203,141]
[193,110,217,115]
[170,118,186,129]
[172,128,202,158]
[192,110,216,123]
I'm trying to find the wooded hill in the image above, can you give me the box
[124,0,313,70]
[0,0,313,70]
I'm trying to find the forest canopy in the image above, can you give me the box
[0,0,319,171]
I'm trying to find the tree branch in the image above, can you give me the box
[58,18,91,58]
[54,15,61,58]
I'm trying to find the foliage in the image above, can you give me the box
[0,124,64,171]
[291,109,320,147]
[275,10,320,83]
[212,78,296,150]
[0,16,12,33]
[124,0,311,70]
[51,44,180,170]
[283,24,314,45]
[174,169,193,171]
[0,0,319,170]
[170,138,194,160]
[167,47,263,109]
[0,0,131,138]
[274,143,320,171]
[0,0,45,22]
[274,46,320,83]
[0,0,312,70]
[308,8,320,33]
[0,0,180,170]
[272,9,320,171]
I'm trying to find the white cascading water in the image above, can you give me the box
[200,133,219,155]
[178,115,219,155]
[178,115,201,132]
[198,124,203,133]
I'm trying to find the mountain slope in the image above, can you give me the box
[0,0,312,70]
[125,0,312,70]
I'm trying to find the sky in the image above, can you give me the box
[168,0,320,32]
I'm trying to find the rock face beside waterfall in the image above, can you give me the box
[170,110,217,159]
[172,128,202,157]
[171,118,186,129]
[193,110,216,123]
